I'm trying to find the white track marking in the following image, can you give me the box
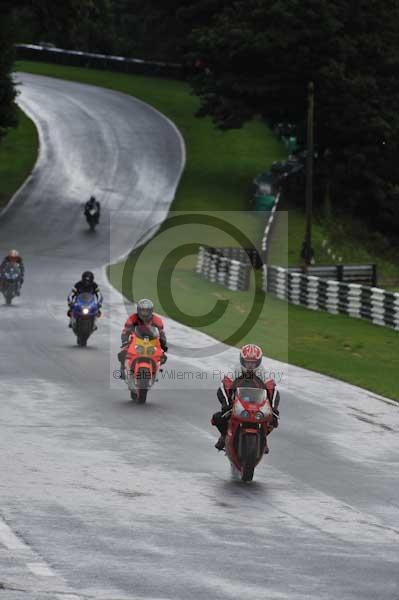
[0,517,83,597]
[27,561,56,577]
[0,519,29,551]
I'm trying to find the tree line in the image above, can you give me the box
[2,0,399,238]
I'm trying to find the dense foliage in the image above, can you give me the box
[179,0,399,235]
[0,3,18,139]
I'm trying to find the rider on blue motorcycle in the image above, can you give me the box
[67,271,102,327]
[0,250,24,295]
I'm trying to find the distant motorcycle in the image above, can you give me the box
[225,386,274,482]
[124,325,165,403]
[70,292,100,346]
[85,206,100,232]
[1,263,22,305]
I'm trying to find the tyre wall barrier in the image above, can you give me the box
[263,266,399,330]
[196,246,253,291]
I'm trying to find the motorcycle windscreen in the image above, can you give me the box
[236,387,267,405]
[134,325,159,340]
[76,292,97,307]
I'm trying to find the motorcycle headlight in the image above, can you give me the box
[240,410,249,419]
[82,308,89,315]
[135,345,144,354]
[255,411,264,420]
[147,347,156,355]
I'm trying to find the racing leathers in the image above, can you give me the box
[118,312,168,377]
[68,280,103,307]
[212,368,280,452]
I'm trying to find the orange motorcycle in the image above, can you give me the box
[124,325,165,403]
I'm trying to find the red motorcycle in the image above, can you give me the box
[225,385,274,482]
[124,325,165,403]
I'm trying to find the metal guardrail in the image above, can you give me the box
[288,264,377,287]
[264,265,398,330]
[15,44,184,79]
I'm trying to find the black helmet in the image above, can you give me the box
[82,271,94,286]
[89,196,96,203]
[137,298,154,323]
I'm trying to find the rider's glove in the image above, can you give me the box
[121,333,130,346]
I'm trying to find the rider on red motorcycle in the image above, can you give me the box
[212,344,280,452]
[118,299,168,378]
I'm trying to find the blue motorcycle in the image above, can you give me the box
[70,292,100,346]
[1,263,22,305]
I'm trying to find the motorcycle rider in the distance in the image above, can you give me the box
[84,195,101,220]
[118,299,168,379]
[0,249,25,295]
[212,344,280,452]
[67,271,103,327]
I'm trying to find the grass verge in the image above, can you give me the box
[17,61,399,400]
[279,207,399,289]
[0,107,38,210]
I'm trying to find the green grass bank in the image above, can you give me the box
[16,61,399,400]
[271,206,399,290]
[0,107,38,210]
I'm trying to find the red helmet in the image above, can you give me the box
[240,344,263,372]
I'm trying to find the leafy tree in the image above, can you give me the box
[0,4,18,139]
[11,0,115,53]
[183,0,399,234]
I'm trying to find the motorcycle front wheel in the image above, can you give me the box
[241,434,258,482]
[137,388,148,404]
[5,290,14,305]
[76,319,92,347]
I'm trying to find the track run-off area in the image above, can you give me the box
[0,73,398,600]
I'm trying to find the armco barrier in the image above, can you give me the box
[16,44,184,79]
[196,246,252,291]
[288,264,377,287]
[263,265,399,330]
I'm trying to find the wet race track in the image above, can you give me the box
[0,73,398,599]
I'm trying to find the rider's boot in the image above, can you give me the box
[215,435,226,451]
[120,363,126,380]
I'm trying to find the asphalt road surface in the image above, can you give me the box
[0,73,398,600]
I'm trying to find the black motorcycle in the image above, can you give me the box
[84,203,100,232]
[1,264,22,305]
